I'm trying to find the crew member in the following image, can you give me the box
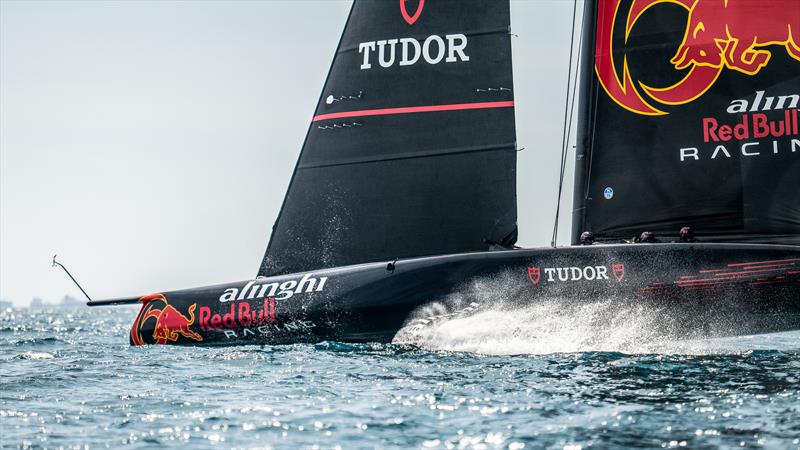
[579,231,595,245]
[638,231,659,243]
[678,226,699,243]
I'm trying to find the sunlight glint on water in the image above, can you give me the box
[1,306,799,449]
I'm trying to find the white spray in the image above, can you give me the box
[392,272,798,355]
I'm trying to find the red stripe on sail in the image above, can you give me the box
[312,101,515,122]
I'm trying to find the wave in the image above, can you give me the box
[14,351,56,360]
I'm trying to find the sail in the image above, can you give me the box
[573,0,800,244]
[259,0,517,276]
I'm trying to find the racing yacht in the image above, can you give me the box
[86,0,799,346]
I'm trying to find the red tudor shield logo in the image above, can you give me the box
[400,0,424,25]
[527,266,541,286]
[612,263,625,282]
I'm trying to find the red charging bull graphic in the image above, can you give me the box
[130,294,203,346]
[596,0,800,115]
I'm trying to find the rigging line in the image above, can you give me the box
[551,0,580,248]
[552,22,584,247]
[562,24,584,216]
[558,14,584,243]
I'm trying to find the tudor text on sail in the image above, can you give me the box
[358,34,469,69]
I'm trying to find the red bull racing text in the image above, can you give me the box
[198,299,276,331]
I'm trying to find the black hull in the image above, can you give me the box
[120,243,800,346]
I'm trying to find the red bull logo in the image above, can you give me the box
[596,0,800,115]
[130,294,203,346]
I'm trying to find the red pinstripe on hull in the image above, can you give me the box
[637,257,799,294]
[728,258,800,267]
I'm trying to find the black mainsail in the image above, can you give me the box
[572,0,800,245]
[259,0,517,276]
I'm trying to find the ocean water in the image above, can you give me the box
[2,306,799,449]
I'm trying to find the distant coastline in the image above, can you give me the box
[0,295,82,310]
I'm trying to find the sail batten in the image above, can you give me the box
[297,142,516,170]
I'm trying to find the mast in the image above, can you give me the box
[571,0,598,245]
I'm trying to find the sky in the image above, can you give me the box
[0,0,585,306]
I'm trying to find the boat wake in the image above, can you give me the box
[392,273,800,355]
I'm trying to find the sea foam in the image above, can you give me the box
[392,272,800,355]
